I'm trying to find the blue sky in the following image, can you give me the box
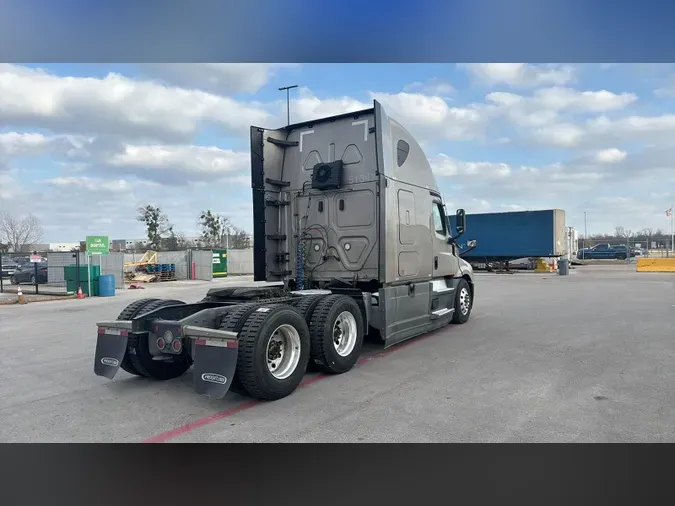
[2,62,675,243]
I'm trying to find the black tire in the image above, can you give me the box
[308,294,364,375]
[126,299,193,380]
[616,253,626,260]
[451,278,472,324]
[219,303,265,334]
[217,303,270,395]
[291,295,326,323]
[116,298,161,376]
[290,295,328,371]
[235,304,310,401]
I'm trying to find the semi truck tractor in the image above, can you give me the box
[93,100,476,401]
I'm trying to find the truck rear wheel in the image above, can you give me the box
[291,295,327,371]
[235,305,310,401]
[116,298,162,376]
[308,294,364,375]
[127,299,193,381]
[291,294,326,323]
[451,278,472,324]
[219,303,265,333]
[217,302,273,395]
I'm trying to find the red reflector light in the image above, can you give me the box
[157,338,165,350]
[172,340,182,352]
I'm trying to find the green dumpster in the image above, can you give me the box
[212,249,228,278]
[64,264,101,295]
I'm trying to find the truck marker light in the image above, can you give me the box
[98,327,128,337]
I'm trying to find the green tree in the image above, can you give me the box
[198,210,233,248]
[137,205,174,250]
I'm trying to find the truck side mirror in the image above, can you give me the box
[455,209,466,235]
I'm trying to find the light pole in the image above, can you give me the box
[583,211,587,259]
[279,85,298,126]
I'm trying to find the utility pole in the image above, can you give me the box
[279,85,298,126]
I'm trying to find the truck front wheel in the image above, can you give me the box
[308,295,364,375]
[451,278,472,324]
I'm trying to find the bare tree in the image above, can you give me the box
[0,212,43,252]
[229,228,252,249]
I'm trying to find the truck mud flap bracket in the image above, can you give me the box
[187,325,239,399]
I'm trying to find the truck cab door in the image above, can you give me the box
[431,197,458,276]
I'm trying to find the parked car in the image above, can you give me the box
[10,262,49,284]
[577,243,637,260]
[1,259,19,278]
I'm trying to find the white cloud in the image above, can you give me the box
[39,176,159,193]
[136,63,298,94]
[369,92,486,141]
[531,122,586,147]
[0,173,18,199]
[533,87,637,112]
[461,63,576,87]
[290,88,370,122]
[485,87,637,128]
[594,148,627,163]
[0,132,86,158]
[533,113,675,148]
[404,78,455,97]
[431,154,511,178]
[0,64,271,142]
[105,144,250,183]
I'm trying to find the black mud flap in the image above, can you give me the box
[192,338,239,399]
[94,331,129,379]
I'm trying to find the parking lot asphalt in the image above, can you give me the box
[0,265,673,443]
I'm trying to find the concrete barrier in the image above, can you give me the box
[636,258,675,272]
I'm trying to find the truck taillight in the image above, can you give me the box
[171,340,182,353]
[157,338,166,350]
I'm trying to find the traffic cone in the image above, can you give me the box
[17,285,25,304]
[77,286,84,299]
[552,258,558,270]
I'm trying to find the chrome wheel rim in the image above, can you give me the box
[459,287,471,315]
[266,324,301,380]
[333,311,357,357]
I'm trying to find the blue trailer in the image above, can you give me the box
[448,209,567,263]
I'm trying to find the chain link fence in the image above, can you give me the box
[0,250,71,296]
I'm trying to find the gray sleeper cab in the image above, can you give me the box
[93,100,475,402]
